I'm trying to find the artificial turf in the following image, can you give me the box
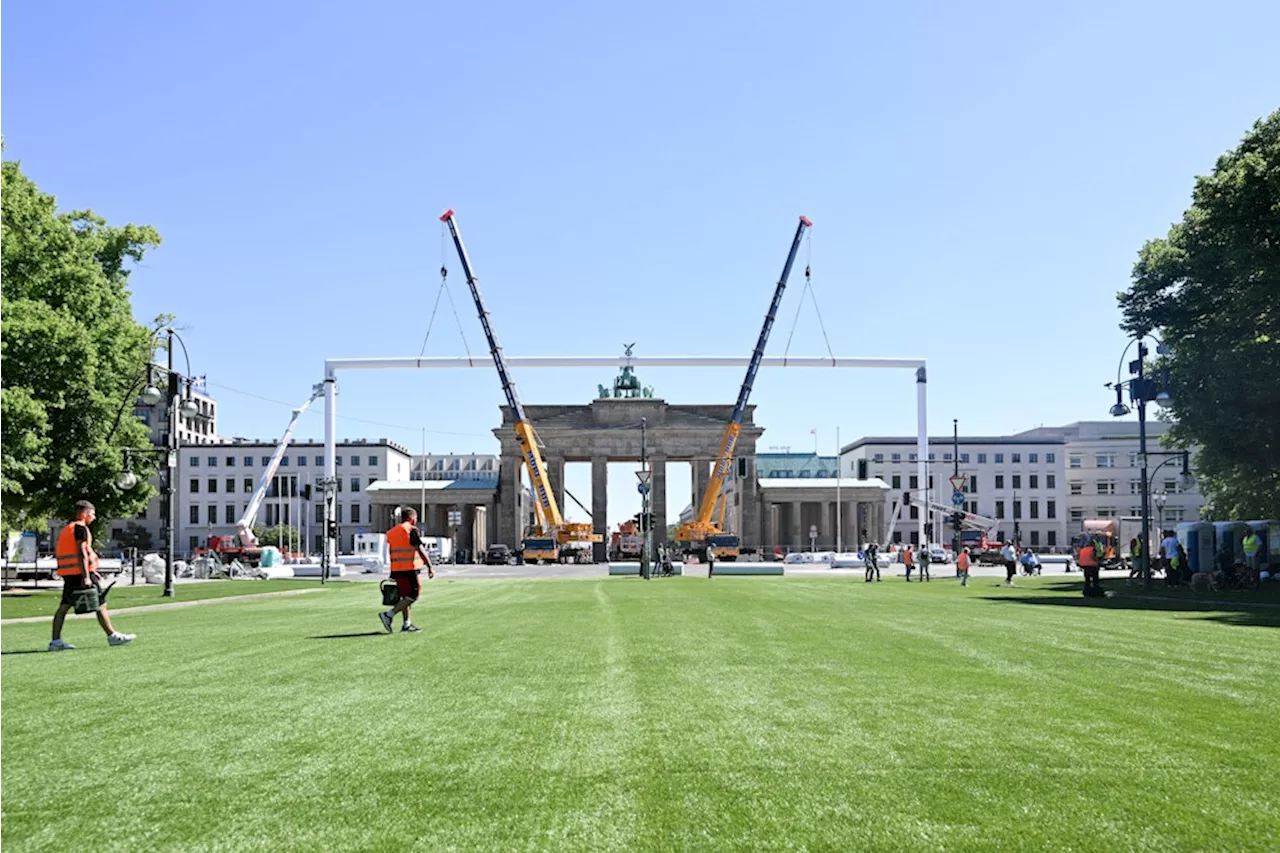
[0,579,327,620]
[1,576,1276,851]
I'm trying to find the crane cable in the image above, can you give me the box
[781,229,836,363]
[419,225,475,362]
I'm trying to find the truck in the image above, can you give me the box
[440,210,603,564]
[610,520,644,561]
[674,215,813,561]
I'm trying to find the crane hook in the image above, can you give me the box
[440,265,448,281]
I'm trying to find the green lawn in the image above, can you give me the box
[2,577,1276,851]
[0,579,328,620]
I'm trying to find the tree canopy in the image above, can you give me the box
[1118,110,1280,521]
[2,156,163,533]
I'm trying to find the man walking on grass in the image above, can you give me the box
[49,500,135,651]
[379,507,434,633]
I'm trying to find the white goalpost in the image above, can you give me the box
[317,355,930,566]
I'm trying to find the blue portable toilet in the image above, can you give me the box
[1246,520,1278,572]
[1176,522,1214,575]
[1211,522,1250,571]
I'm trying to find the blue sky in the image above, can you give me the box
[4,0,1277,526]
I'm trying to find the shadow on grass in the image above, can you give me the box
[1,649,51,656]
[307,631,387,640]
[980,580,1280,628]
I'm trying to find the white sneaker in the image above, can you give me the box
[108,633,135,646]
[379,610,394,633]
[48,639,76,651]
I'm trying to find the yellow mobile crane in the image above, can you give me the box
[674,215,813,560]
[439,210,601,564]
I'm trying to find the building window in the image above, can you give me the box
[1097,482,1116,495]
[244,478,253,493]
[1069,482,1083,495]
[225,478,235,493]
[190,456,200,467]
[226,456,236,467]
[909,506,919,519]
[891,453,901,462]
[350,477,360,492]
[909,453,917,462]
[335,455,343,466]
[351,504,361,524]
[368,477,376,487]
[891,475,901,488]
[1069,455,1082,468]
[1030,530,1040,546]
[928,476,934,489]
[928,453,936,462]
[315,455,324,466]
[873,453,884,463]
[909,531,919,545]
[190,478,199,493]
[1029,453,1038,463]
[189,535,199,552]
[189,506,199,523]
[1097,508,1116,518]
[909,475,918,489]
[368,456,377,466]
[994,453,1004,464]
[969,475,978,493]
[207,456,217,467]
[1012,453,1021,463]
[1047,500,1056,519]
[315,504,325,524]
[1096,454,1116,468]
[1013,501,1022,519]
[1070,508,1084,521]
[281,456,290,466]
[943,453,952,462]
[977,453,987,463]
[1030,501,1039,519]
[1047,453,1056,464]
[244,456,254,467]
[226,504,236,523]
[337,478,343,492]
[959,453,970,463]
[1164,479,1178,493]
[1129,480,1142,495]
[1168,507,1186,522]
[207,478,217,494]
[995,475,1004,489]
[1047,474,1056,489]
[995,501,1005,519]
[1029,475,1038,489]
[262,456,270,466]
[208,505,218,524]
[967,501,978,514]
[335,504,343,523]
[1012,475,1022,489]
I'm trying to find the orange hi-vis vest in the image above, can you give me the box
[55,521,97,577]
[1078,544,1097,568]
[386,522,417,572]
[957,551,970,572]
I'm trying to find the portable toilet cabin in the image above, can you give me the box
[1175,522,1214,575]
[1211,521,1250,572]
[1246,520,1278,574]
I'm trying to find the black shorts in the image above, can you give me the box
[60,573,90,606]
[390,570,420,601]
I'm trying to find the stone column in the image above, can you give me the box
[740,459,761,552]
[692,461,711,518]
[591,457,608,562]
[823,501,835,549]
[651,454,668,551]
[546,456,566,516]
[791,500,803,550]
[499,455,522,547]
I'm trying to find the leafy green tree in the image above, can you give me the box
[1,155,162,534]
[255,524,302,552]
[1119,110,1280,520]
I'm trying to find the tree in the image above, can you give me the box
[1,155,163,535]
[1118,110,1280,521]
[255,524,302,552]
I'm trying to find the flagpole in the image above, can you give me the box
[836,425,842,553]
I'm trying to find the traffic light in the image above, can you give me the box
[326,521,338,539]
[924,523,933,539]
[301,484,312,500]
[951,512,965,528]
[902,491,911,506]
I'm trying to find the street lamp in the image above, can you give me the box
[1106,333,1174,592]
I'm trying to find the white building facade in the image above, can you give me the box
[840,435,1069,550]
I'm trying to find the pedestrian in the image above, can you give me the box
[1159,529,1179,579]
[1078,534,1102,597]
[379,507,434,633]
[920,544,932,582]
[903,545,914,582]
[864,542,880,583]
[1001,540,1017,586]
[1128,537,1142,581]
[49,500,135,651]
[1243,528,1263,578]
[957,547,971,586]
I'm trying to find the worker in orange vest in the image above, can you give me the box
[903,545,915,582]
[957,548,971,587]
[379,507,434,633]
[49,500,135,651]
[1077,535,1101,597]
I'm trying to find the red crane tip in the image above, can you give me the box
[799,216,813,227]
[439,209,455,222]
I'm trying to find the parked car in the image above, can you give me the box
[484,544,514,566]
[927,545,951,564]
